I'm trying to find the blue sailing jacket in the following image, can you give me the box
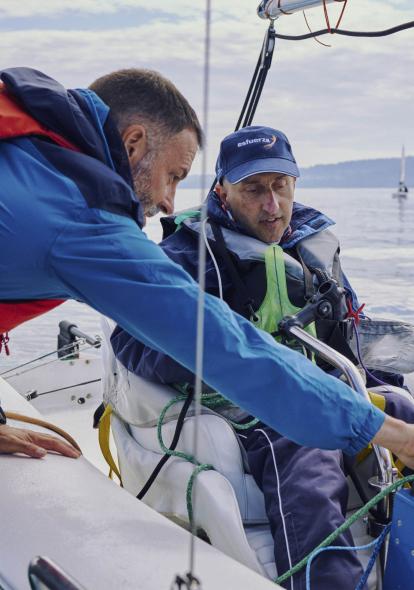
[0,67,384,454]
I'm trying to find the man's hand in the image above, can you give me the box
[372,415,414,469]
[0,424,81,458]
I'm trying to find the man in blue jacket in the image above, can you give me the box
[111,126,414,589]
[0,67,414,480]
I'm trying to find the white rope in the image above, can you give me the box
[201,218,224,301]
[188,0,212,579]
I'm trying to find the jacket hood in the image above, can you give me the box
[0,67,134,191]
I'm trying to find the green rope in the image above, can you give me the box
[275,474,414,585]
[157,394,198,463]
[157,393,214,526]
[157,391,257,526]
[186,463,215,526]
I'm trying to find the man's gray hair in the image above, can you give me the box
[89,68,203,147]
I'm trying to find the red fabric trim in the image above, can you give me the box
[0,82,80,334]
[0,300,64,332]
[0,83,80,152]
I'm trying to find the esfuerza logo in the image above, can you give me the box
[237,135,277,149]
[264,134,277,149]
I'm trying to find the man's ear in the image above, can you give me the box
[215,182,228,207]
[122,124,148,167]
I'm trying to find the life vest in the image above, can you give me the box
[176,214,358,365]
[0,82,81,346]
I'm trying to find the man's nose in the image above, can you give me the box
[263,190,280,213]
[157,190,174,215]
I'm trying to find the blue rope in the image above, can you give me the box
[355,525,391,590]
[305,524,391,590]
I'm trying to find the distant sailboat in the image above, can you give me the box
[392,145,409,199]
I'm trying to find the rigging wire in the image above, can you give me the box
[187,0,212,582]
[273,20,414,41]
[2,342,99,380]
[28,378,102,398]
[169,4,212,586]
[0,339,91,377]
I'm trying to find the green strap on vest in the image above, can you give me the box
[252,244,317,345]
[174,209,200,232]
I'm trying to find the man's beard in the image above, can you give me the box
[131,150,160,218]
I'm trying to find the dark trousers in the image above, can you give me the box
[238,388,414,589]
[239,424,364,590]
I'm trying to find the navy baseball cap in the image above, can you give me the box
[215,126,300,184]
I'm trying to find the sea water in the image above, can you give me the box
[1,187,413,371]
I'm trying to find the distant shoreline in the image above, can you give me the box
[181,156,413,189]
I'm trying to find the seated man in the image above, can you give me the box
[111,126,414,589]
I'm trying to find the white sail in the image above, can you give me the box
[393,145,409,198]
[258,0,346,19]
[400,145,406,185]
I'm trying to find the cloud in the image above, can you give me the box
[0,0,412,166]
[0,0,199,18]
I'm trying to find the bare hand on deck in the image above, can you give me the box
[0,425,81,458]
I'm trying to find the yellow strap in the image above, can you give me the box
[356,391,406,477]
[98,405,122,485]
[368,391,386,412]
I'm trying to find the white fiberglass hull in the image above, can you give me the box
[0,376,279,590]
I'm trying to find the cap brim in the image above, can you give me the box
[226,158,300,184]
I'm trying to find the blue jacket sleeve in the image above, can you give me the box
[49,208,385,454]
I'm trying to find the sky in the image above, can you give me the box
[0,0,412,171]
